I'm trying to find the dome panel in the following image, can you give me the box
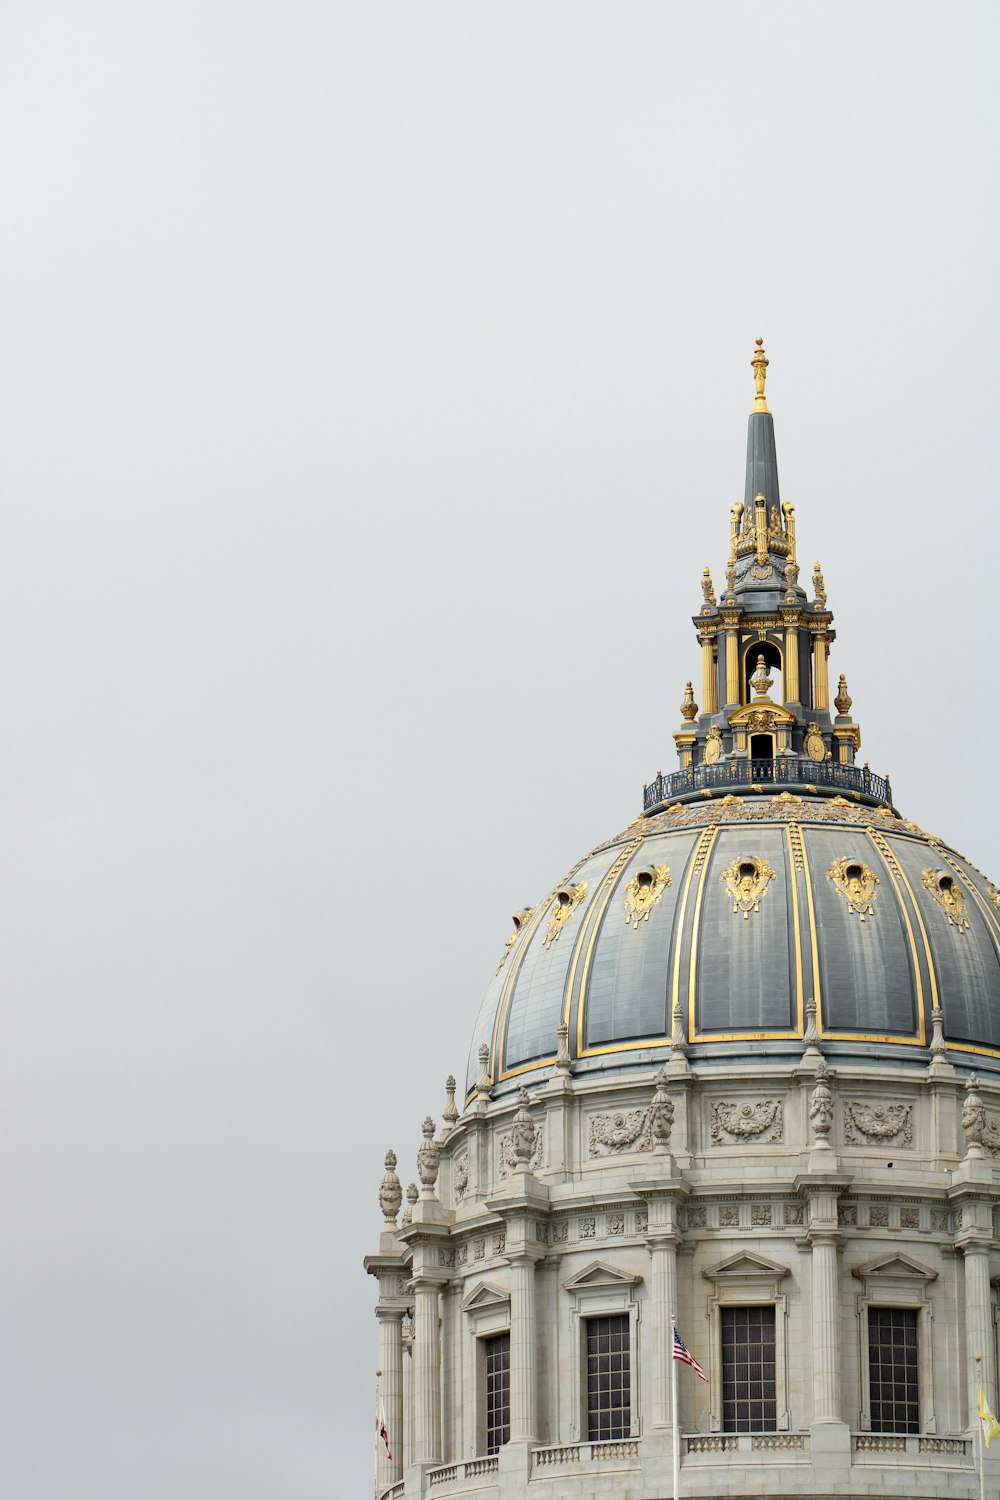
[694,825,797,1036]
[502,844,623,1072]
[891,839,1000,1050]
[806,827,918,1039]
[582,832,700,1049]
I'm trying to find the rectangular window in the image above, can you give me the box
[721,1305,777,1431]
[586,1314,630,1441]
[868,1307,918,1433]
[484,1334,510,1454]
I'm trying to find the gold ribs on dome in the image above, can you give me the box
[623,864,671,929]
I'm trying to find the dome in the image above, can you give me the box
[467,794,1000,1097]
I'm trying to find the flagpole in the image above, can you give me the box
[977,1356,986,1500]
[671,1312,680,1500]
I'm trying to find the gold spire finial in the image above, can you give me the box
[751,337,770,413]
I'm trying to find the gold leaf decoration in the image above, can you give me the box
[720,855,776,919]
[542,883,588,949]
[623,864,672,930]
[827,856,879,921]
[921,868,970,932]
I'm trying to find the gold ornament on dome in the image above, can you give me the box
[812,561,827,607]
[701,568,716,608]
[751,337,769,413]
[680,681,698,721]
[542,882,587,948]
[921,869,971,932]
[704,726,723,764]
[623,864,672,930]
[827,857,879,921]
[804,722,826,762]
[721,855,776,919]
[834,673,852,716]
[750,654,773,698]
[495,907,535,973]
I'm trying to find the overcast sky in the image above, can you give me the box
[1,4,998,1497]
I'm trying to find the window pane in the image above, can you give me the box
[721,1306,777,1432]
[484,1334,510,1454]
[587,1316,631,1441]
[868,1308,918,1433]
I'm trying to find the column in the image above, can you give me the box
[813,634,829,711]
[377,1307,404,1487]
[784,626,799,703]
[412,1280,441,1462]
[810,1233,841,1422]
[963,1241,994,1428]
[648,1238,678,1429]
[701,636,718,715]
[509,1254,538,1443]
[725,628,740,707]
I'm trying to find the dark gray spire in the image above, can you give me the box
[744,410,781,509]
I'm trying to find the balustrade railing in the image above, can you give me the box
[643,756,892,811]
[532,1439,640,1466]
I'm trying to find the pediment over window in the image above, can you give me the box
[852,1253,937,1283]
[702,1250,791,1284]
[562,1260,643,1292]
[461,1280,510,1314]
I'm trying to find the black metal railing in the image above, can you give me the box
[643,757,892,811]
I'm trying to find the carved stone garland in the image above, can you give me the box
[588,1108,652,1158]
[711,1099,783,1145]
[843,1101,912,1147]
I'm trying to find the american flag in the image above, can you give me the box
[673,1325,707,1381]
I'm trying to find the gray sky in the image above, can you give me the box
[1,4,998,1496]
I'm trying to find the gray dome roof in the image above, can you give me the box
[467,793,1000,1097]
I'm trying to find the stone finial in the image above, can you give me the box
[701,569,716,609]
[476,1043,492,1098]
[725,557,737,596]
[555,1018,572,1074]
[417,1117,441,1198]
[378,1148,403,1226]
[650,1066,674,1154]
[802,998,821,1059]
[929,1005,947,1060]
[442,1075,459,1134]
[670,1000,688,1057]
[834,673,852,717]
[809,1061,834,1148]
[962,1074,986,1157]
[750,654,773,699]
[812,561,827,607]
[680,681,698,721]
[510,1088,537,1167]
[402,1182,418,1226]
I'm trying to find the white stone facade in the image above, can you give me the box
[366,1050,1000,1499]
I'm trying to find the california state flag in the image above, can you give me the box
[378,1394,392,1460]
[979,1387,1000,1447]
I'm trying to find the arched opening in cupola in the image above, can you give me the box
[743,638,783,706]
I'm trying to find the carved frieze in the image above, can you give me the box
[711,1099,783,1145]
[452,1153,469,1200]
[843,1100,913,1147]
[588,1108,652,1158]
